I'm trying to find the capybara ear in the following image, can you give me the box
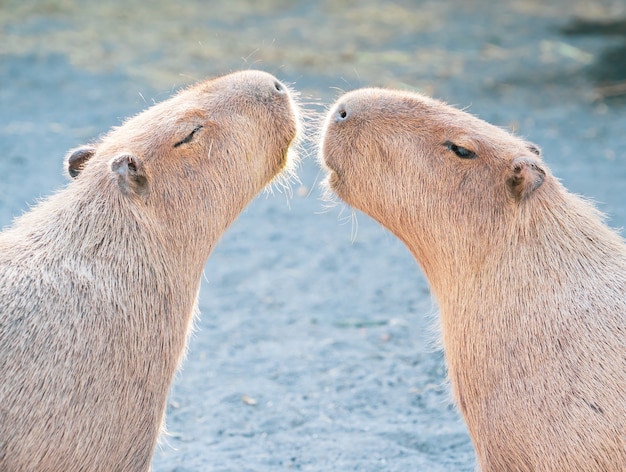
[110,153,148,197]
[507,156,546,201]
[66,145,96,179]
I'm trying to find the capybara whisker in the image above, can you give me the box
[349,209,359,243]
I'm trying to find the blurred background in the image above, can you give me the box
[1,1,625,470]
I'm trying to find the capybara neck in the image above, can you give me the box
[404,179,626,308]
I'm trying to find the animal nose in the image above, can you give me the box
[335,104,348,122]
[273,80,286,94]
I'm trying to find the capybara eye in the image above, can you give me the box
[444,141,476,159]
[173,125,203,148]
[274,80,284,93]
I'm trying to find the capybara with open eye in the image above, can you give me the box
[0,70,300,472]
[319,88,626,472]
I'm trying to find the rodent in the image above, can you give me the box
[319,87,626,471]
[0,70,300,471]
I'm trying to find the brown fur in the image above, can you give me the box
[319,88,626,472]
[0,70,300,472]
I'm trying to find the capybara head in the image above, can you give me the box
[320,88,549,271]
[66,70,300,237]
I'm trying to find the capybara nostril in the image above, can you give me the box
[273,80,285,93]
[335,106,348,122]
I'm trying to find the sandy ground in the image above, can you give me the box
[1,1,625,470]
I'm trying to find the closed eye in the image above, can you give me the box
[444,141,477,159]
[174,125,203,148]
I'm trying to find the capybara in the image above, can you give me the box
[319,88,626,471]
[0,70,300,471]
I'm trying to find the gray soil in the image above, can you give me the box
[1,1,625,470]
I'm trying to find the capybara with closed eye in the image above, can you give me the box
[320,87,626,472]
[0,70,300,472]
